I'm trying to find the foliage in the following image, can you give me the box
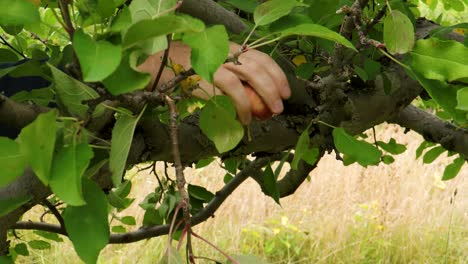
[0,0,466,263]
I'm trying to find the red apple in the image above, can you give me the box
[243,83,273,120]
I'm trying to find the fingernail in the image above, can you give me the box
[273,100,283,113]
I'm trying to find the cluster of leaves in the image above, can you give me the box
[0,0,466,263]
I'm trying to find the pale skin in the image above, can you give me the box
[138,42,291,125]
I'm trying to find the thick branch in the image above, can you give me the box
[0,94,48,129]
[389,105,468,157]
[180,0,248,34]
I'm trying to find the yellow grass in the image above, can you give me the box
[16,124,467,263]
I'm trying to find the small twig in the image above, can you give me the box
[151,35,172,92]
[364,5,387,35]
[158,69,196,93]
[0,36,27,59]
[165,95,194,260]
[58,0,75,38]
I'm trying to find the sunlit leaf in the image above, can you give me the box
[254,0,307,26]
[0,0,40,26]
[456,87,468,111]
[73,29,122,82]
[49,144,94,206]
[408,39,468,82]
[63,179,110,264]
[18,110,57,185]
[279,23,357,52]
[333,127,381,167]
[199,96,244,153]
[110,107,146,186]
[182,25,229,83]
[0,137,28,187]
[123,14,204,49]
[384,10,415,54]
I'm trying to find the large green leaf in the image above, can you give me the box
[333,127,381,167]
[73,29,122,82]
[254,0,307,26]
[49,144,94,206]
[103,51,151,95]
[199,96,244,153]
[383,10,414,55]
[408,39,468,83]
[408,70,466,124]
[457,87,468,111]
[279,23,357,52]
[0,0,40,26]
[110,107,146,186]
[18,110,58,185]
[0,137,28,188]
[49,64,99,118]
[123,14,205,49]
[63,179,110,264]
[0,195,31,217]
[182,25,229,83]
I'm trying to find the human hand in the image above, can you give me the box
[139,42,291,124]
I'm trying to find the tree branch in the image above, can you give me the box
[389,105,468,157]
[0,94,48,130]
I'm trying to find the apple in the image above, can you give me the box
[243,83,273,120]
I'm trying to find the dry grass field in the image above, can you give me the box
[17,124,467,263]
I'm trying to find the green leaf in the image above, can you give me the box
[49,64,99,118]
[33,231,64,242]
[10,87,54,107]
[129,0,178,22]
[63,179,110,264]
[28,240,51,250]
[14,243,29,256]
[0,0,40,26]
[377,138,407,155]
[123,14,204,49]
[333,127,382,167]
[423,146,445,164]
[0,137,27,188]
[279,23,357,52]
[416,141,433,159]
[383,10,415,55]
[262,164,280,205]
[408,70,466,123]
[195,157,215,168]
[254,0,307,26]
[291,126,319,170]
[110,6,132,32]
[103,51,151,95]
[188,184,214,202]
[49,144,94,206]
[182,25,229,83]
[382,155,395,164]
[110,107,146,186]
[199,96,244,153]
[0,256,13,264]
[442,156,465,181]
[0,195,31,217]
[457,87,468,111]
[111,225,126,233]
[18,110,57,185]
[408,39,468,83]
[73,29,122,82]
[121,216,136,225]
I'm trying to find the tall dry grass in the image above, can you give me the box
[17,124,467,263]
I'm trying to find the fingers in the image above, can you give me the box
[223,54,285,115]
[211,67,252,125]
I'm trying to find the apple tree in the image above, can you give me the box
[0,0,466,263]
